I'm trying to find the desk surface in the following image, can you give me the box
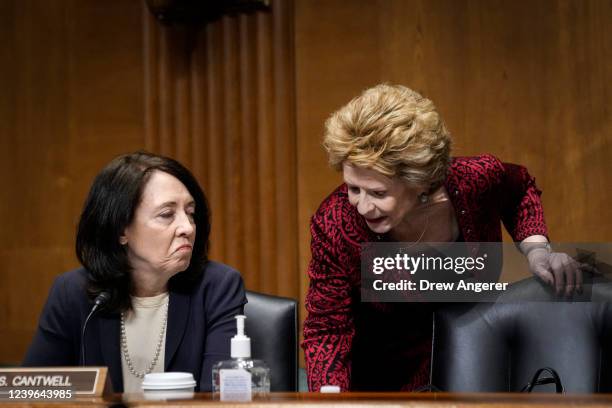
[5,392,612,408]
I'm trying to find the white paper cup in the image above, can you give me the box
[142,372,196,392]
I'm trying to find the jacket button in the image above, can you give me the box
[460,210,466,215]
[454,190,460,195]
[466,228,471,234]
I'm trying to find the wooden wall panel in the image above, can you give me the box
[0,0,145,364]
[296,0,612,321]
[143,0,299,298]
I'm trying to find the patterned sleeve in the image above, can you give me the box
[498,159,549,241]
[301,202,358,392]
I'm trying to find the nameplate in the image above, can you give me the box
[0,367,109,400]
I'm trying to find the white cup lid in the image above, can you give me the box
[142,372,196,390]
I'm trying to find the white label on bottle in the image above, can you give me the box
[219,369,252,401]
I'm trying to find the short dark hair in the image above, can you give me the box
[76,151,210,313]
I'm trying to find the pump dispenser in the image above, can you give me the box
[231,315,250,358]
[212,315,270,400]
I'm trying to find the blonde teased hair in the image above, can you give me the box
[323,84,452,190]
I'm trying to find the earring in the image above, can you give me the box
[419,193,429,204]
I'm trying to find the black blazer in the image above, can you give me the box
[22,261,247,392]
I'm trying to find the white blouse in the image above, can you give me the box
[120,292,169,393]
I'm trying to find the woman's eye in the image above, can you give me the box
[159,212,174,219]
[348,186,360,194]
[372,191,386,198]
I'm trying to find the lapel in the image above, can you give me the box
[97,313,123,392]
[165,290,191,370]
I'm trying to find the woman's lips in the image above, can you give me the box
[176,245,193,252]
[365,216,386,224]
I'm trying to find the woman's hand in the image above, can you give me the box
[526,248,584,297]
[520,236,598,297]
[526,248,598,297]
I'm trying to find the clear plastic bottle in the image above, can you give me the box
[212,357,270,397]
[212,315,270,400]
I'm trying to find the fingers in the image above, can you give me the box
[552,254,585,297]
[562,260,574,298]
[528,251,592,297]
[549,256,565,296]
[575,264,583,294]
[534,266,554,287]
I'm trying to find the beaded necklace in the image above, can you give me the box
[120,301,168,379]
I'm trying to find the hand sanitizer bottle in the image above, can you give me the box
[212,315,270,401]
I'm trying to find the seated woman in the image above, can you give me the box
[302,84,582,392]
[23,151,246,393]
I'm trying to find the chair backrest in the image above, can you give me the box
[244,290,298,391]
[431,278,612,393]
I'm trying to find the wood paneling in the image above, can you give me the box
[295,0,612,323]
[0,0,145,363]
[142,0,298,297]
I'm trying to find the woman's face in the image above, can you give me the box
[343,162,423,235]
[121,170,196,280]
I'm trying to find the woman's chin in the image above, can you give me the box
[177,259,192,271]
[366,221,391,234]
[167,258,192,276]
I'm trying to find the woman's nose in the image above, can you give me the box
[177,212,195,236]
[356,194,374,216]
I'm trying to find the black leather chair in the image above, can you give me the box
[431,278,612,393]
[244,290,298,391]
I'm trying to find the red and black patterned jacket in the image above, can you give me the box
[302,155,548,392]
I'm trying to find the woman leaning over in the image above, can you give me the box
[302,84,582,392]
[23,152,246,393]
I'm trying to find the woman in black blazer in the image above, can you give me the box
[23,152,246,393]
